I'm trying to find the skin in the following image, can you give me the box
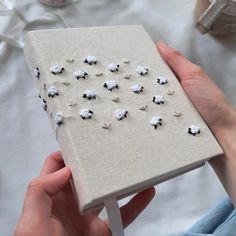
[14,151,155,236]
[157,41,236,208]
[15,41,236,236]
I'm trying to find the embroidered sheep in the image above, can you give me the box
[38,95,47,111]
[74,70,88,79]
[103,80,119,91]
[84,55,97,65]
[153,95,165,105]
[42,99,47,111]
[188,125,200,136]
[115,109,128,120]
[150,116,162,129]
[83,89,96,100]
[108,63,120,72]
[54,112,63,126]
[48,86,59,98]
[80,109,93,119]
[136,66,149,76]
[131,84,144,94]
[50,65,65,75]
[34,67,40,79]
[157,76,168,85]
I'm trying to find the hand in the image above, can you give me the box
[14,151,155,236]
[157,41,236,137]
[157,41,236,206]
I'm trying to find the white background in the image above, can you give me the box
[1,0,236,235]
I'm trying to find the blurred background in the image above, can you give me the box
[0,0,235,235]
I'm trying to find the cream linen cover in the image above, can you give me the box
[24,25,222,214]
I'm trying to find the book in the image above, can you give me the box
[24,25,223,214]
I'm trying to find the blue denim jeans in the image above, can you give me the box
[179,198,236,236]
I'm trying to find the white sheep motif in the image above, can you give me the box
[136,66,149,76]
[41,56,204,134]
[108,63,120,72]
[42,99,47,111]
[74,70,88,79]
[157,76,168,85]
[38,95,47,111]
[34,67,40,79]
[48,86,59,98]
[103,80,119,91]
[150,116,162,129]
[80,109,93,119]
[131,84,144,94]
[115,109,128,120]
[188,125,200,136]
[153,95,165,105]
[54,112,63,126]
[83,89,96,100]
[50,65,64,75]
[84,55,97,65]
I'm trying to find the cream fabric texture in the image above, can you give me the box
[24,26,222,213]
[1,0,236,235]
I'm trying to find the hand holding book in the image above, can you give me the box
[14,151,155,236]
[157,41,236,209]
[24,26,222,216]
[15,42,236,235]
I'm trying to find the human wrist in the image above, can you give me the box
[214,107,236,154]
[208,107,236,207]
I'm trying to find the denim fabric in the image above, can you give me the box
[179,198,236,236]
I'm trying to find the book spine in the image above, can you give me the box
[23,33,88,213]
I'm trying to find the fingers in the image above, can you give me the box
[22,167,71,219]
[104,187,155,229]
[36,167,71,196]
[120,187,155,228]
[156,41,207,82]
[40,151,65,176]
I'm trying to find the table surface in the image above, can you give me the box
[0,0,235,235]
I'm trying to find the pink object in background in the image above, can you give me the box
[38,0,75,7]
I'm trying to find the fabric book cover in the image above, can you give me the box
[24,25,223,214]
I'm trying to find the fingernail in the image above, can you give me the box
[63,166,71,173]
[58,166,70,175]
[158,40,168,48]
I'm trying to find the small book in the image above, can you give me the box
[24,25,222,214]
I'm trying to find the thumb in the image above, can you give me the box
[35,166,71,196]
[22,167,71,218]
[156,40,208,82]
